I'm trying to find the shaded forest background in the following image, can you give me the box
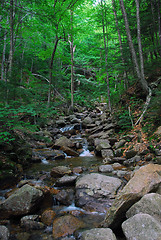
[0,0,161,143]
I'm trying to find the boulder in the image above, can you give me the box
[50,166,72,178]
[101,149,114,158]
[60,146,79,157]
[126,193,161,223]
[94,139,111,152]
[123,155,141,166]
[41,209,56,226]
[82,117,93,127]
[20,215,45,230]
[114,140,126,149]
[122,213,161,240]
[80,228,117,240]
[75,173,122,212]
[125,149,138,159]
[54,136,74,148]
[98,165,114,173]
[54,189,74,205]
[0,225,10,240]
[102,164,161,230]
[52,215,84,239]
[0,184,43,219]
[55,175,77,186]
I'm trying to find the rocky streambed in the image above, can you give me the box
[0,106,161,240]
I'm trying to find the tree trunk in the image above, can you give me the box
[112,0,128,89]
[157,0,161,55]
[100,0,111,112]
[48,36,59,106]
[119,0,148,94]
[1,23,7,81]
[8,0,14,75]
[69,10,75,110]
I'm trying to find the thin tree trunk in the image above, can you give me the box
[48,36,59,106]
[119,0,148,94]
[1,24,7,81]
[100,0,111,112]
[8,0,14,75]
[112,0,128,89]
[69,10,75,110]
[157,0,161,55]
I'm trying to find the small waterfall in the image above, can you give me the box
[80,138,93,157]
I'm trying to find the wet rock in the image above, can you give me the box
[112,157,126,163]
[98,165,114,173]
[52,215,84,239]
[102,164,161,230]
[125,149,138,159]
[122,213,161,240]
[114,139,126,149]
[41,210,56,226]
[54,136,74,148]
[21,215,45,230]
[0,225,10,240]
[60,146,79,157]
[82,116,93,127]
[16,232,31,240]
[112,162,123,170]
[50,166,72,178]
[0,184,43,219]
[80,228,117,240]
[33,148,65,160]
[101,149,114,158]
[126,193,161,223]
[54,189,74,205]
[75,173,122,212]
[103,123,115,131]
[94,139,111,151]
[56,175,77,186]
[123,155,141,166]
[73,167,83,174]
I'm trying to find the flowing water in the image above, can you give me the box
[0,131,125,239]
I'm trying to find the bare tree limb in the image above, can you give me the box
[135,88,152,125]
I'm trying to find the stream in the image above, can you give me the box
[0,124,125,240]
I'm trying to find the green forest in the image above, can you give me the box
[0,0,161,141]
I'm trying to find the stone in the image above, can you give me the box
[41,210,56,226]
[50,166,72,178]
[103,164,161,230]
[73,167,83,174]
[82,117,93,127]
[154,126,161,135]
[54,136,74,148]
[0,184,43,219]
[123,155,141,166]
[0,225,10,240]
[122,213,161,240]
[52,215,84,239]
[60,146,79,157]
[80,228,117,240]
[101,149,114,158]
[125,149,138,159]
[126,193,161,223]
[54,189,74,205]
[98,165,114,173]
[20,215,45,230]
[56,175,77,186]
[114,139,126,149]
[103,123,115,131]
[75,173,122,212]
[94,139,111,152]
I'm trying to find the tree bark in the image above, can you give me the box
[48,36,59,106]
[100,0,111,112]
[157,0,161,55]
[119,0,149,94]
[8,0,14,75]
[112,0,128,89]
[1,22,7,81]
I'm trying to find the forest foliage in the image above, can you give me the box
[0,0,161,142]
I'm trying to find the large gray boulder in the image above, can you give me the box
[0,184,43,219]
[102,164,161,230]
[122,213,161,240]
[75,173,122,212]
[0,225,10,240]
[80,228,117,240]
[126,193,161,223]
